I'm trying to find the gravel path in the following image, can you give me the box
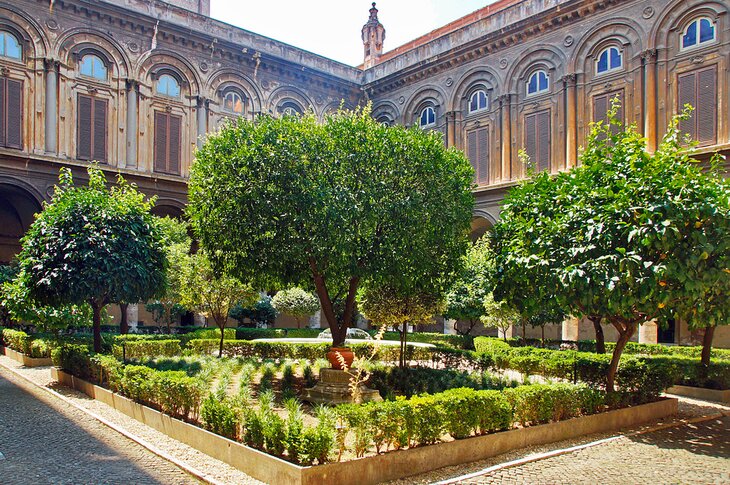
[0,355,263,485]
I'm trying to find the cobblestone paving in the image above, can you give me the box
[461,416,730,484]
[0,366,200,485]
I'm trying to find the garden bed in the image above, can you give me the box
[1,346,53,367]
[51,368,677,485]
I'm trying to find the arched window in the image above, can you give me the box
[682,18,716,49]
[156,74,181,98]
[526,70,549,95]
[223,90,244,115]
[79,54,107,80]
[419,106,435,127]
[469,90,488,113]
[0,31,21,60]
[596,47,622,74]
[279,101,302,117]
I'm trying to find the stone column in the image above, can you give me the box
[643,49,658,153]
[197,97,208,148]
[127,304,139,332]
[564,73,578,168]
[500,94,512,180]
[562,316,580,342]
[638,320,658,344]
[124,80,139,169]
[194,313,207,327]
[445,111,456,148]
[44,59,59,154]
[309,310,322,329]
[443,318,457,335]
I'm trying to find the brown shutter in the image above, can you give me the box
[0,78,5,147]
[525,113,537,168]
[92,98,107,162]
[154,111,168,173]
[537,110,550,172]
[78,95,93,160]
[677,71,697,140]
[697,66,717,145]
[476,127,489,185]
[168,114,181,175]
[467,129,477,183]
[593,93,608,124]
[5,79,22,149]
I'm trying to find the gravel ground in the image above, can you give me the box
[0,355,263,485]
[2,354,728,485]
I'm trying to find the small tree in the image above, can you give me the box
[180,250,258,357]
[481,293,519,342]
[358,284,443,368]
[16,167,166,352]
[443,237,494,335]
[0,264,18,326]
[494,103,730,391]
[271,287,320,329]
[229,295,277,328]
[146,217,191,334]
[188,107,473,348]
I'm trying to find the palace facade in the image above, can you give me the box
[1,0,728,344]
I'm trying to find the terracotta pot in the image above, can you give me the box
[327,347,354,370]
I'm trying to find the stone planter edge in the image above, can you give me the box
[2,346,54,367]
[51,368,678,485]
[667,384,730,404]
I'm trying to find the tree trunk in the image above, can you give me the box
[166,306,172,334]
[119,303,129,335]
[701,325,715,368]
[541,325,545,347]
[296,317,301,329]
[590,316,606,354]
[399,322,409,369]
[521,321,526,342]
[308,258,352,347]
[92,301,103,353]
[218,322,225,358]
[606,322,636,393]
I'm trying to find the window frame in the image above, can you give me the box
[222,89,245,115]
[0,31,22,61]
[79,54,108,81]
[156,73,181,99]
[419,106,436,128]
[526,70,549,97]
[595,46,623,75]
[681,17,717,51]
[468,89,488,114]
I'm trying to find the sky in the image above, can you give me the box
[210,1,495,66]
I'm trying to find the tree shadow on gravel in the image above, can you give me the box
[628,417,730,459]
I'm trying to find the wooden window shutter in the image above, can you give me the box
[593,93,608,124]
[537,110,551,172]
[696,66,717,145]
[476,127,489,185]
[154,111,168,173]
[5,79,22,149]
[467,129,478,183]
[525,113,537,168]
[92,98,108,162]
[593,90,624,135]
[677,71,697,140]
[77,95,93,160]
[168,114,181,175]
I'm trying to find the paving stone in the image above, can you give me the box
[0,366,201,485]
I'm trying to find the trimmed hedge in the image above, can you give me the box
[337,383,601,453]
[52,344,204,420]
[112,339,182,360]
[475,337,730,393]
[1,328,56,358]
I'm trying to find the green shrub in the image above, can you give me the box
[201,394,240,440]
[112,339,182,359]
[2,328,32,354]
[52,344,94,379]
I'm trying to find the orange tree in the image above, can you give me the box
[16,167,166,352]
[188,107,473,348]
[493,107,730,391]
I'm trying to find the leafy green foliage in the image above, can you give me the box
[229,295,277,327]
[444,237,495,335]
[188,106,473,346]
[15,167,166,351]
[481,293,520,341]
[271,288,319,328]
[493,103,730,388]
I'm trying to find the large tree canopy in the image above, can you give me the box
[188,107,474,346]
[494,106,730,390]
[17,167,167,351]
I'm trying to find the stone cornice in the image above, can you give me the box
[39,0,362,91]
[362,0,634,95]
